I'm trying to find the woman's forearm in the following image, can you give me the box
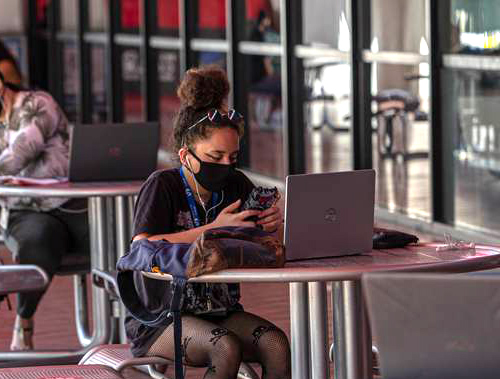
[134,223,215,244]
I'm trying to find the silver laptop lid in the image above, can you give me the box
[363,272,500,379]
[284,169,375,261]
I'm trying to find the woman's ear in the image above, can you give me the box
[178,147,190,166]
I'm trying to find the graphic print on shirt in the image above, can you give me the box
[175,210,195,231]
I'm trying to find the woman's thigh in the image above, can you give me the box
[5,211,70,265]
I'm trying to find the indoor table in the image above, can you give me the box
[0,181,141,363]
[143,243,500,379]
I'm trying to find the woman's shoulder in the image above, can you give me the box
[15,90,61,112]
[232,169,254,186]
[226,169,255,198]
[140,167,182,193]
[146,167,181,183]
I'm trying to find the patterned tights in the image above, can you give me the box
[146,311,291,379]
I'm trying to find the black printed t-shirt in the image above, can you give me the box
[125,167,255,356]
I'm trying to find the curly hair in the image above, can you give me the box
[172,65,244,153]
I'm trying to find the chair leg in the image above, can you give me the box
[238,362,260,379]
[73,273,91,346]
[144,361,259,379]
[147,364,171,379]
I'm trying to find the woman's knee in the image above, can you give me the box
[14,225,68,273]
[255,327,291,375]
[14,220,68,260]
[208,329,243,373]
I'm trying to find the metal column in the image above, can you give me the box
[290,282,310,379]
[308,282,330,379]
[115,195,132,343]
[332,280,372,379]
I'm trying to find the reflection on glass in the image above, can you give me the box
[89,0,107,31]
[371,0,429,52]
[304,58,351,173]
[36,0,49,26]
[449,69,500,231]
[196,52,227,69]
[197,0,226,38]
[156,0,179,36]
[122,48,143,122]
[60,0,77,31]
[245,0,281,40]
[302,0,350,50]
[448,0,500,53]
[372,63,431,218]
[62,42,78,121]
[245,55,283,178]
[158,50,180,157]
[120,0,139,32]
[91,45,107,122]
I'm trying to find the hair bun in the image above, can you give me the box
[177,66,230,110]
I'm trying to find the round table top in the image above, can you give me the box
[0,181,143,198]
[142,243,500,283]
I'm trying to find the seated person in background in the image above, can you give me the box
[128,66,291,379]
[0,40,22,85]
[0,71,89,351]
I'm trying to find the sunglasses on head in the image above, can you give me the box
[186,108,244,133]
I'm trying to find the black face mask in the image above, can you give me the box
[187,149,235,192]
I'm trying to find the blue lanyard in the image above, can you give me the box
[179,168,219,228]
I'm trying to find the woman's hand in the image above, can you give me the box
[211,199,261,228]
[256,206,282,233]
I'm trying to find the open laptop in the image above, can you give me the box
[69,122,160,182]
[284,169,375,261]
[363,272,500,379]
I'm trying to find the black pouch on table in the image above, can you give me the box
[373,227,419,249]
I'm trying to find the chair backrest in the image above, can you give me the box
[363,272,500,379]
[0,265,49,295]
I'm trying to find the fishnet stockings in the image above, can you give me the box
[146,311,291,379]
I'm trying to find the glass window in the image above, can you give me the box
[447,0,500,53]
[371,0,429,53]
[196,51,227,69]
[304,58,352,173]
[302,0,350,50]
[121,47,143,122]
[371,63,431,218]
[36,0,49,27]
[445,69,500,232]
[245,54,283,178]
[62,41,78,121]
[155,0,179,36]
[244,0,281,42]
[157,49,180,156]
[90,45,107,122]
[60,0,77,32]
[196,0,226,39]
[119,0,139,33]
[0,1,24,32]
[88,0,107,31]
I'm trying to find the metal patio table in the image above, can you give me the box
[143,243,500,379]
[0,181,142,363]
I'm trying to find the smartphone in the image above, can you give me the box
[240,186,280,225]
